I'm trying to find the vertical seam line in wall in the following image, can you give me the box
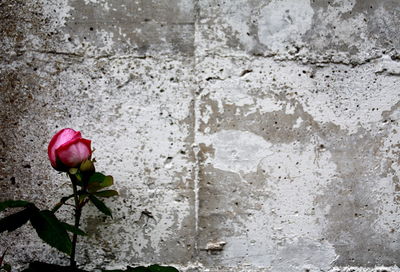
[192,0,201,263]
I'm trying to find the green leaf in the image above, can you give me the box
[89,172,106,183]
[88,173,114,192]
[0,207,32,233]
[30,210,72,255]
[91,173,113,186]
[89,195,112,217]
[94,190,119,198]
[61,222,87,236]
[51,195,75,213]
[126,268,149,272]
[23,262,87,272]
[0,200,32,212]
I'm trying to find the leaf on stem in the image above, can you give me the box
[69,173,84,187]
[87,173,113,193]
[125,268,148,272]
[30,210,72,255]
[51,194,75,213]
[61,222,87,236]
[0,207,33,233]
[75,171,83,183]
[89,195,112,217]
[0,200,32,212]
[94,190,119,198]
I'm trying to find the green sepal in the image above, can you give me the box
[80,159,95,173]
[61,222,87,236]
[30,210,72,255]
[0,200,32,212]
[95,190,119,198]
[89,195,112,217]
[68,171,83,187]
[88,173,113,193]
[75,171,83,183]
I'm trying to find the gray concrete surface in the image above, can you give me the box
[1,0,400,271]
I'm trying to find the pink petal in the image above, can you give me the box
[55,138,92,168]
[48,128,81,169]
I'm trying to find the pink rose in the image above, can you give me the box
[48,128,92,171]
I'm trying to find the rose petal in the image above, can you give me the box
[55,138,92,168]
[48,128,82,169]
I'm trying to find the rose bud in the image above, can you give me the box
[48,128,92,171]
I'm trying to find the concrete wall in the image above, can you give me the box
[1,0,400,271]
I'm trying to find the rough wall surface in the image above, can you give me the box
[1,0,400,271]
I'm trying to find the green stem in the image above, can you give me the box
[69,175,82,269]
[51,194,74,213]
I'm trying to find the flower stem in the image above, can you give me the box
[51,194,74,213]
[69,175,82,269]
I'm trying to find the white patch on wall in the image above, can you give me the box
[92,29,115,54]
[257,0,314,51]
[36,0,72,30]
[271,238,337,272]
[375,54,400,76]
[83,0,108,6]
[224,87,256,107]
[306,0,375,62]
[256,96,284,114]
[195,1,259,56]
[198,130,273,174]
[217,2,257,52]
[332,0,356,11]
[201,64,285,117]
[214,140,338,267]
[293,117,303,128]
[177,0,194,17]
[374,121,400,233]
[298,63,400,134]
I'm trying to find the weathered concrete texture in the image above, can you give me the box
[197,0,400,63]
[195,56,400,270]
[0,50,197,269]
[64,0,195,56]
[1,0,400,271]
